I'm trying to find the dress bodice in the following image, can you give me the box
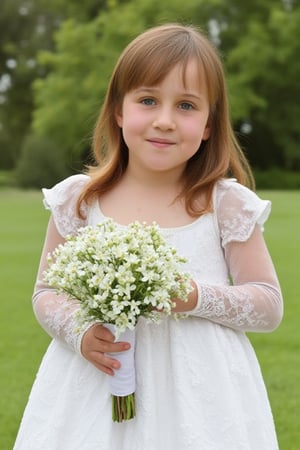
[43,173,271,288]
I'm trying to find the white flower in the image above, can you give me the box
[43,218,192,336]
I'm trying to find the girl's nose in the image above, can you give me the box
[152,107,176,131]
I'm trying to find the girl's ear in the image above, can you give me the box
[115,106,123,128]
[202,121,211,141]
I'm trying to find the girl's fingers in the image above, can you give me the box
[81,324,131,373]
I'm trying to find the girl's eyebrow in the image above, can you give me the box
[134,87,160,94]
[134,86,204,102]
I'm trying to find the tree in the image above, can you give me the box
[0,0,107,169]
[0,0,40,168]
[5,0,300,183]
[226,3,300,169]
[16,134,70,188]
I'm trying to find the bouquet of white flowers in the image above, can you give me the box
[43,218,192,422]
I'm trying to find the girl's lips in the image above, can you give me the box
[147,138,175,148]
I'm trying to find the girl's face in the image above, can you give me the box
[116,60,211,178]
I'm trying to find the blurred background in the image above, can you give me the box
[0,0,299,189]
[1,2,300,448]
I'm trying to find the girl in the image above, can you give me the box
[14,24,283,449]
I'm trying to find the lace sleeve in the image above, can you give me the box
[42,174,90,237]
[189,183,283,332]
[33,286,91,354]
[216,179,271,246]
[32,178,93,353]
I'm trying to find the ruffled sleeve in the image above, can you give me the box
[42,174,90,237]
[215,179,271,247]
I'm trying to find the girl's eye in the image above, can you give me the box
[141,98,156,106]
[179,102,194,111]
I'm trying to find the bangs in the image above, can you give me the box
[113,26,217,103]
[124,41,197,89]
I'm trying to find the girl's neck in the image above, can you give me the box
[99,168,195,228]
[122,165,183,193]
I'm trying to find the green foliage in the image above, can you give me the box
[38,0,107,21]
[15,134,71,188]
[30,0,300,181]
[0,170,16,187]
[0,0,58,168]
[1,0,300,182]
[0,129,18,169]
[254,169,300,190]
[32,18,110,160]
[0,0,108,169]
[227,4,300,169]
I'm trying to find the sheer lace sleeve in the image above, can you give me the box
[190,181,283,332]
[216,179,271,245]
[42,174,89,237]
[32,176,92,353]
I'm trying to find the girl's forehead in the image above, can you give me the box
[136,60,207,92]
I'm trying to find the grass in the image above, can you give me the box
[0,188,299,449]
[0,189,50,449]
[249,191,300,450]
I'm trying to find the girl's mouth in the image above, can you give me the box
[147,138,175,148]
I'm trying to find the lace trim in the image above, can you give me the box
[193,284,270,331]
[33,292,89,354]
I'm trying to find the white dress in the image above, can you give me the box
[14,175,283,450]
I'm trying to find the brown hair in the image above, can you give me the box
[78,23,254,217]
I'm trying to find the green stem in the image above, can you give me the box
[112,393,136,422]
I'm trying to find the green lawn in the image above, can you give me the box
[0,189,50,449]
[0,188,299,449]
[250,191,300,450]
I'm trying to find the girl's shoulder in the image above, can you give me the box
[42,174,90,237]
[214,178,271,246]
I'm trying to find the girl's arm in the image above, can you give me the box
[173,225,283,332]
[32,216,131,373]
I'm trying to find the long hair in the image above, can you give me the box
[77,23,254,217]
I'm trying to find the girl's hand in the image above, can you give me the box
[81,324,131,375]
[172,279,198,312]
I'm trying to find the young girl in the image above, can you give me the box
[14,24,283,449]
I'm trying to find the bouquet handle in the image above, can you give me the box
[105,324,136,421]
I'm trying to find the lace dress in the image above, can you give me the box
[14,175,283,450]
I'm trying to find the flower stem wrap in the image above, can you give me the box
[105,324,136,422]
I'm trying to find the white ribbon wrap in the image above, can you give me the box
[105,324,136,396]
